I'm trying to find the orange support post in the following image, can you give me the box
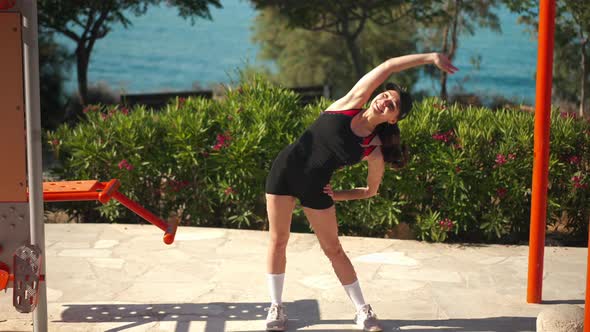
[585,223,590,332]
[527,0,556,304]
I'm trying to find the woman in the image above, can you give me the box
[264,53,458,331]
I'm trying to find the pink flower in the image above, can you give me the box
[560,112,577,119]
[51,139,60,146]
[83,105,100,114]
[213,131,233,150]
[571,175,589,189]
[168,180,190,192]
[120,107,130,115]
[508,153,516,160]
[496,187,508,198]
[224,186,236,195]
[432,130,455,143]
[118,159,133,171]
[495,154,507,166]
[455,166,461,173]
[438,218,454,231]
[568,156,581,165]
[201,151,210,158]
[216,134,227,145]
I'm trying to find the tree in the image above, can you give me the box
[252,7,419,97]
[38,0,222,106]
[421,0,501,101]
[39,33,73,130]
[250,0,436,82]
[505,0,590,116]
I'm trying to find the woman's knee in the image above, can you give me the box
[321,243,346,260]
[269,232,290,250]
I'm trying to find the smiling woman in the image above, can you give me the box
[262,53,458,332]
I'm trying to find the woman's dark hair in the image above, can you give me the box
[383,82,413,120]
[376,82,413,168]
[375,123,409,168]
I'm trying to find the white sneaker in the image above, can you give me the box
[354,304,382,331]
[265,303,287,331]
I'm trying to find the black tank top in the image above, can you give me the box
[288,109,377,178]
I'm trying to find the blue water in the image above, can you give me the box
[57,0,537,104]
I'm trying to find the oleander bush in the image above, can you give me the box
[46,77,590,243]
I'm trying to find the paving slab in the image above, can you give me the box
[0,224,587,331]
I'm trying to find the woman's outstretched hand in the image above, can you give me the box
[432,53,459,74]
[323,183,334,197]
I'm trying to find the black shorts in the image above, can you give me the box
[265,147,334,210]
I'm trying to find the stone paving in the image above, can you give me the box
[0,224,587,331]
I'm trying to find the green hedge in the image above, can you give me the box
[46,78,590,243]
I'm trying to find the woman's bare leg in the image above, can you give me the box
[266,194,296,274]
[302,205,356,284]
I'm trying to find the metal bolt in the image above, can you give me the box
[10,223,16,230]
[18,215,24,221]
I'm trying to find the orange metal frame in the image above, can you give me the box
[526,1,590,330]
[527,0,556,304]
[39,180,178,245]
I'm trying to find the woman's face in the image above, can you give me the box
[369,90,401,124]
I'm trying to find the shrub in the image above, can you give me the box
[46,78,590,243]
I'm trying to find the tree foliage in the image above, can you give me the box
[505,0,590,116]
[252,6,420,97]
[251,0,434,85]
[420,0,501,100]
[38,0,222,106]
[39,33,73,130]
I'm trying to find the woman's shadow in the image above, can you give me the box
[57,298,539,332]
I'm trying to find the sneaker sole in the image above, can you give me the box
[355,321,382,332]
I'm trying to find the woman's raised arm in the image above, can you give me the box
[328,53,458,111]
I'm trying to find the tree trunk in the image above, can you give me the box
[75,45,90,106]
[345,34,365,80]
[440,24,449,101]
[580,38,587,117]
[440,0,461,101]
[337,6,365,80]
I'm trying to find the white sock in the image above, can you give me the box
[267,273,285,305]
[343,280,366,310]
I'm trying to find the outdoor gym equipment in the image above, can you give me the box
[0,2,178,330]
[42,180,179,245]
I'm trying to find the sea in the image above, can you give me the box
[56,0,538,104]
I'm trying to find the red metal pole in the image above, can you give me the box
[527,0,556,304]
